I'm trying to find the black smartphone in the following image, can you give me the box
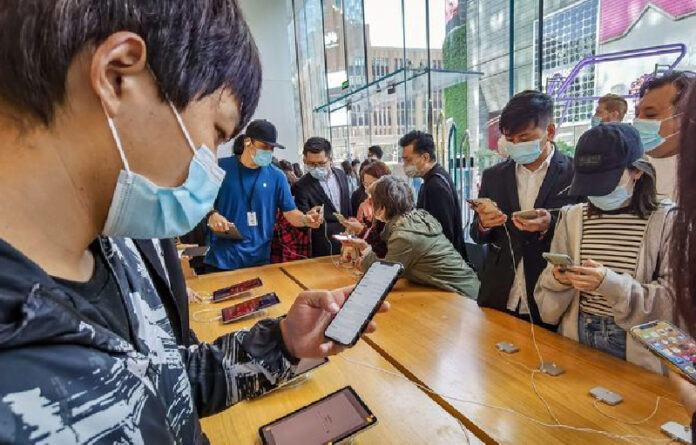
[259,386,377,445]
[181,246,209,257]
[212,277,263,303]
[221,292,280,324]
[212,223,243,240]
[324,260,403,346]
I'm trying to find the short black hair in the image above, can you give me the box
[368,145,383,159]
[303,137,332,157]
[399,131,436,162]
[0,0,261,134]
[278,159,293,172]
[639,70,695,105]
[351,159,361,167]
[499,90,554,135]
[232,134,246,156]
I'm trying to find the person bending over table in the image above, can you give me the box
[0,3,388,443]
[343,176,480,298]
[534,124,676,373]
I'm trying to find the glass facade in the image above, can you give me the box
[289,0,696,193]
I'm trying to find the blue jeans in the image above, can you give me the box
[578,311,627,360]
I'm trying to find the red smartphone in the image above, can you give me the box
[212,278,263,302]
[221,292,280,323]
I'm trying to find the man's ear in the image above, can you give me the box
[546,123,556,142]
[90,32,148,117]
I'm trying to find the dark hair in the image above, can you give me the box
[370,176,414,220]
[368,145,383,159]
[499,90,554,135]
[399,130,436,163]
[598,94,628,120]
[292,162,303,178]
[351,159,361,167]
[587,159,659,219]
[0,0,261,134]
[639,71,694,105]
[303,137,332,157]
[672,82,696,334]
[232,134,246,156]
[341,160,353,176]
[279,159,293,172]
[358,158,377,184]
[362,161,391,180]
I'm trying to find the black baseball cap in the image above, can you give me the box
[569,123,644,196]
[244,119,285,149]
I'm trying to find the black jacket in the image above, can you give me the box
[417,164,465,257]
[293,168,352,257]
[470,149,579,327]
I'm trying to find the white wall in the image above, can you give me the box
[222,0,300,163]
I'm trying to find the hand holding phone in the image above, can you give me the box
[469,198,506,229]
[512,209,551,233]
[212,223,243,240]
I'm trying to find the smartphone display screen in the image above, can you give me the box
[221,292,280,323]
[631,321,696,384]
[182,246,209,257]
[324,261,403,346]
[213,278,263,302]
[259,386,376,445]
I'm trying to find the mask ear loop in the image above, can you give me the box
[100,101,132,173]
[167,101,197,155]
[192,308,222,323]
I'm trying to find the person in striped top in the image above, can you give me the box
[534,123,676,373]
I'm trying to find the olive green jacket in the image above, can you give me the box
[361,209,480,298]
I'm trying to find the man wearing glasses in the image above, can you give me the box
[205,120,322,271]
[294,137,353,257]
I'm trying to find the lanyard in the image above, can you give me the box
[238,163,262,212]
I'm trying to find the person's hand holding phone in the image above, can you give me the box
[340,217,365,235]
[279,286,390,358]
[565,259,606,292]
[208,211,232,232]
[552,266,573,285]
[512,209,551,233]
[341,237,369,253]
[474,202,507,229]
[306,206,324,227]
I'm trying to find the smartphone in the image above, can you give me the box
[221,292,280,323]
[259,386,377,445]
[212,223,243,240]
[182,246,209,257]
[258,358,330,398]
[212,277,263,302]
[542,252,575,267]
[333,212,346,224]
[630,321,696,385]
[467,198,497,213]
[332,234,357,242]
[324,261,404,346]
[513,210,539,220]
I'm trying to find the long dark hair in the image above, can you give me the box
[587,160,659,219]
[672,83,696,334]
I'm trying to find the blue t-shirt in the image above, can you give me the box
[205,157,296,270]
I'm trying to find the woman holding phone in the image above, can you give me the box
[534,123,676,372]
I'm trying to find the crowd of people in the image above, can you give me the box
[2,1,696,443]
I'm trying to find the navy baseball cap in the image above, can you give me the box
[245,119,285,149]
[569,123,644,196]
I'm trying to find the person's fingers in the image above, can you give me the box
[319,340,346,356]
[378,301,390,313]
[298,290,341,314]
[583,259,601,268]
[364,320,378,333]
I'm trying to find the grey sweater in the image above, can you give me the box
[534,202,676,373]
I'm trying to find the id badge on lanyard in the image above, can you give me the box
[247,211,258,227]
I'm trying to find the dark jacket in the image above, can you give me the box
[351,185,367,217]
[470,149,579,327]
[0,237,298,444]
[293,168,352,257]
[362,210,480,298]
[417,163,465,258]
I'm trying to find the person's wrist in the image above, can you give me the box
[279,318,297,360]
[301,213,307,227]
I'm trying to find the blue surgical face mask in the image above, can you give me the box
[590,116,601,127]
[500,138,543,165]
[252,146,273,167]
[308,165,329,181]
[101,101,225,239]
[632,114,681,153]
[588,173,634,211]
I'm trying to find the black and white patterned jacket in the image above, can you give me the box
[0,237,298,444]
